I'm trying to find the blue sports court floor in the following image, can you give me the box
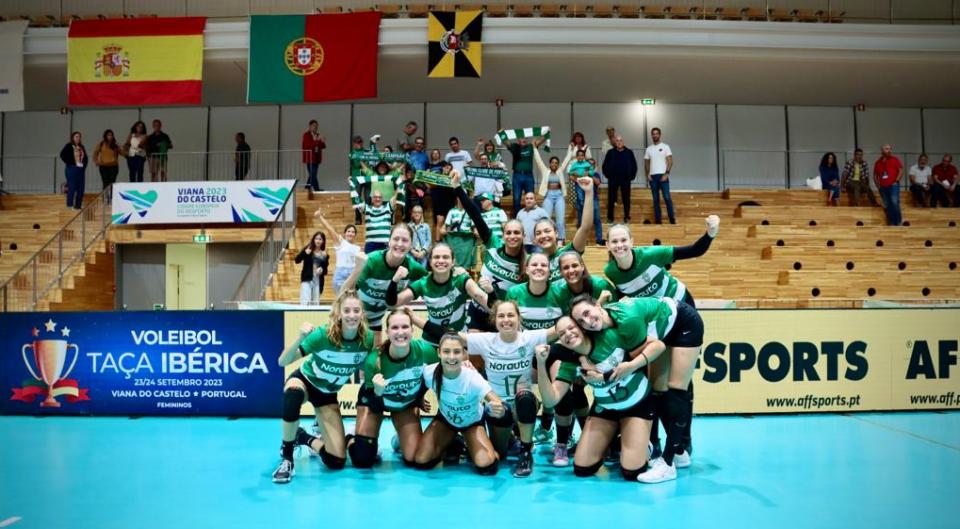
[1,412,957,529]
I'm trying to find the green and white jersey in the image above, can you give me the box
[480,207,509,240]
[299,326,377,394]
[558,329,650,412]
[444,207,474,235]
[409,273,470,333]
[364,203,395,244]
[549,275,616,314]
[506,283,563,330]
[362,339,438,411]
[358,250,429,327]
[605,297,678,352]
[465,329,549,402]
[479,235,524,301]
[546,242,579,282]
[603,246,687,302]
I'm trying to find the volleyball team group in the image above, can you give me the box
[273,167,721,484]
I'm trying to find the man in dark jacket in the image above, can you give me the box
[601,135,638,223]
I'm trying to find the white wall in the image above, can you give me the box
[718,105,787,188]
[787,106,856,188]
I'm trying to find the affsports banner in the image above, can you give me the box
[281,308,960,417]
[111,180,296,224]
[0,311,284,416]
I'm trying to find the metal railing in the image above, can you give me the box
[229,188,297,304]
[1,188,112,312]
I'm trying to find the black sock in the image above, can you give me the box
[556,423,573,445]
[662,388,692,466]
[539,412,554,431]
[281,440,295,461]
[296,428,318,448]
[520,441,533,455]
[648,392,665,444]
[683,382,694,451]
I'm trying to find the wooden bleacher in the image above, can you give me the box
[266,188,960,308]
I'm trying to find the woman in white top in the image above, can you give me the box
[314,208,362,295]
[414,332,505,475]
[533,138,574,242]
[567,131,593,161]
[124,120,148,183]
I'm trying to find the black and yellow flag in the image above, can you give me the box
[427,10,483,78]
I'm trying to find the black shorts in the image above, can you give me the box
[467,302,497,332]
[588,392,656,422]
[663,300,704,348]
[430,186,456,219]
[554,381,589,415]
[286,370,338,408]
[436,412,485,433]
[356,384,425,414]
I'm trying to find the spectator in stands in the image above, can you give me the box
[313,207,361,295]
[408,205,432,267]
[475,138,504,167]
[146,119,172,182]
[873,144,903,226]
[516,191,549,253]
[428,154,455,241]
[505,135,536,215]
[441,195,478,269]
[841,148,877,207]
[533,137,573,243]
[397,121,418,153]
[646,127,676,222]
[602,135,638,223]
[908,154,932,207]
[362,183,404,254]
[123,121,147,183]
[301,120,326,191]
[445,136,473,176]
[600,126,617,158]
[471,153,506,207]
[59,131,88,210]
[350,135,369,224]
[818,152,841,207]
[294,231,328,305]
[569,154,605,245]
[93,129,119,198]
[568,131,593,160]
[478,193,509,241]
[931,154,958,208]
[408,137,428,171]
[235,132,251,181]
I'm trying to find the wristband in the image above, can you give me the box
[639,351,648,367]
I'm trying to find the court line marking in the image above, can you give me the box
[845,414,960,452]
[0,516,22,527]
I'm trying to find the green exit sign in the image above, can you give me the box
[193,234,211,243]
[641,98,656,105]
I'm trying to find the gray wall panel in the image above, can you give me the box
[119,244,166,311]
[787,106,856,188]
[140,107,209,182]
[572,102,647,166]
[2,111,70,193]
[352,103,424,152]
[856,107,923,167]
[643,104,718,190]
[207,105,280,181]
[207,243,259,309]
[921,108,960,162]
[279,104,351,190]
[425,103,498,158]
[718,105,787,188]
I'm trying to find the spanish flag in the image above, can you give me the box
[68,17,206,106]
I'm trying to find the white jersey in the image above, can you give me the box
[423,363,492,427]
[466,329,549,401]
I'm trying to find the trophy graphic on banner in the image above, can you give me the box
[21,338,79,407]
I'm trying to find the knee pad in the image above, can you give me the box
[414,457,441,471]
[475,461,499,476]
[282,387,305,422]
[553,391,574,416]
[573,460,603,478]
[348,434,379,469]
[514,390,538,424]
[621,463,649,481]
[401,457,416,468]
[318,446,346,470]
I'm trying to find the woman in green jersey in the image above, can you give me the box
[570,294,705,484]
[351,309,439,468]
[533,177,596,282]
[386,243,492,344]
[414,332,506,475]
[272,291,376,483]
[505,252,561,331]
[342,223,429,346]
[535,316,666,481]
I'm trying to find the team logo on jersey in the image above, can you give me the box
[94,45,130,78]
[11,318,90,407]
[284,37,324,76]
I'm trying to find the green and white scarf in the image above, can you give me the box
[348,150,410,164]
[495,126,551,151]
[349,174,406,209]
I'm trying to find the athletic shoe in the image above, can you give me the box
[674,450,691,469]
[272,459,295,484]
[513,452,534,478]
[648,439,663,460]
[552,443,570,467]
[507,437,523,458]
[637,458,677,484]
[533,425,554,445]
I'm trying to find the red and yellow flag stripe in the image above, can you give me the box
[68,17,206,106]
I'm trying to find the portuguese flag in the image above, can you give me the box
[248,13,381,103]
[68,17,206,106]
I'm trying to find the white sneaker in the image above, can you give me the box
[637,458,677,484]
[673,450,691,469]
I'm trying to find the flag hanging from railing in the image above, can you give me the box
[427,10,483,78]
[67,17,206,106]
[248,12,381,103]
